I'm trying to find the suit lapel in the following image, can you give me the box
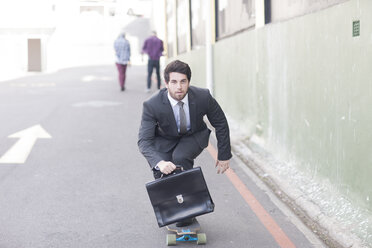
[188,88,197,132]
[161,89,179,135]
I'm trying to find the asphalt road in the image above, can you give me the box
[0,65,324,248]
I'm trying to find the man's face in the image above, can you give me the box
[165,72,190,101]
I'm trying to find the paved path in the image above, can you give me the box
[0,65,324,247]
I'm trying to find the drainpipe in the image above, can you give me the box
[206,0,214,95]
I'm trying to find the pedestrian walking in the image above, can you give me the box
[114,32,131,91]
[138,60,231,227]
[141,31,164,92]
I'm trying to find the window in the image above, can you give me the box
[216,0,255,39]
[190,0,206,49]
[166,0,175,57]
[177,0,188,54]
[269,0,348,23]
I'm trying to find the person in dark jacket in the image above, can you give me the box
[138,60,231,179]
[138,60,231,227]
[141,31,164,92]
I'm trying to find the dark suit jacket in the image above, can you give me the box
[138,86,232,169]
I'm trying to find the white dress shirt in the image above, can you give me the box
[155,93,192,171]
[167,92,191,133]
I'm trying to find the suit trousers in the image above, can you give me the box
[153,135,204,179]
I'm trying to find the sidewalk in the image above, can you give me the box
[229,129,367,248]
[0,64,326,247]
[2,62,368,247]
[0,66,360,248]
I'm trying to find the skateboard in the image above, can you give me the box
[166,219,206,246]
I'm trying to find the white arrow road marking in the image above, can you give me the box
[0,125,51,164]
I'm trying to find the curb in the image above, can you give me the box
[231,138,364,248]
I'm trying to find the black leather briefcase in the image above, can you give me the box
[145,167,215,227]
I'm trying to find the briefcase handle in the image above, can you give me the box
[160,165,184,178]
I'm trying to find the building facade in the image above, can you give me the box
[160,0,372,245]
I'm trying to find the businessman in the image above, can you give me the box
[138,60,232,227]
[138,59,232,179]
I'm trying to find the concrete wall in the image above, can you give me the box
[252,0,372,213]
[171,0,372,212]
[214,30,258,137]
[214,0,372,211]
[171,48,207,88]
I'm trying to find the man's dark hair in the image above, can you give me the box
[164,60,192,83]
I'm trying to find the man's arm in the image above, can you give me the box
[141,39,148,54]
[205,92,232,173]
[138,102,177,174]
[138,102,163,169]
[114,41,119,58]
[127,41,131,58]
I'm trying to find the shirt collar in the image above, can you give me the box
[167,92,189,107]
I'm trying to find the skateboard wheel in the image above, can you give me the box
[197,233,207,245]
[166,234,177,246]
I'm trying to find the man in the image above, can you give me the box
[114,32,131,91]
[141,31,164,92]
[138,60,232,226]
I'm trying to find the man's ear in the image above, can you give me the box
[164,81,169,88]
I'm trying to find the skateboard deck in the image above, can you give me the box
[166,220,206,245]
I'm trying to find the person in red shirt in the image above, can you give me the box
[142,31,164,92]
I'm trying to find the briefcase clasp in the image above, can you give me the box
[176,194,184,204]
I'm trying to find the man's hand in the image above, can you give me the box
[157,161,177,175]
[215,160,230,174]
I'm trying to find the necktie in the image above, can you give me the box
[177,101,187,134]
